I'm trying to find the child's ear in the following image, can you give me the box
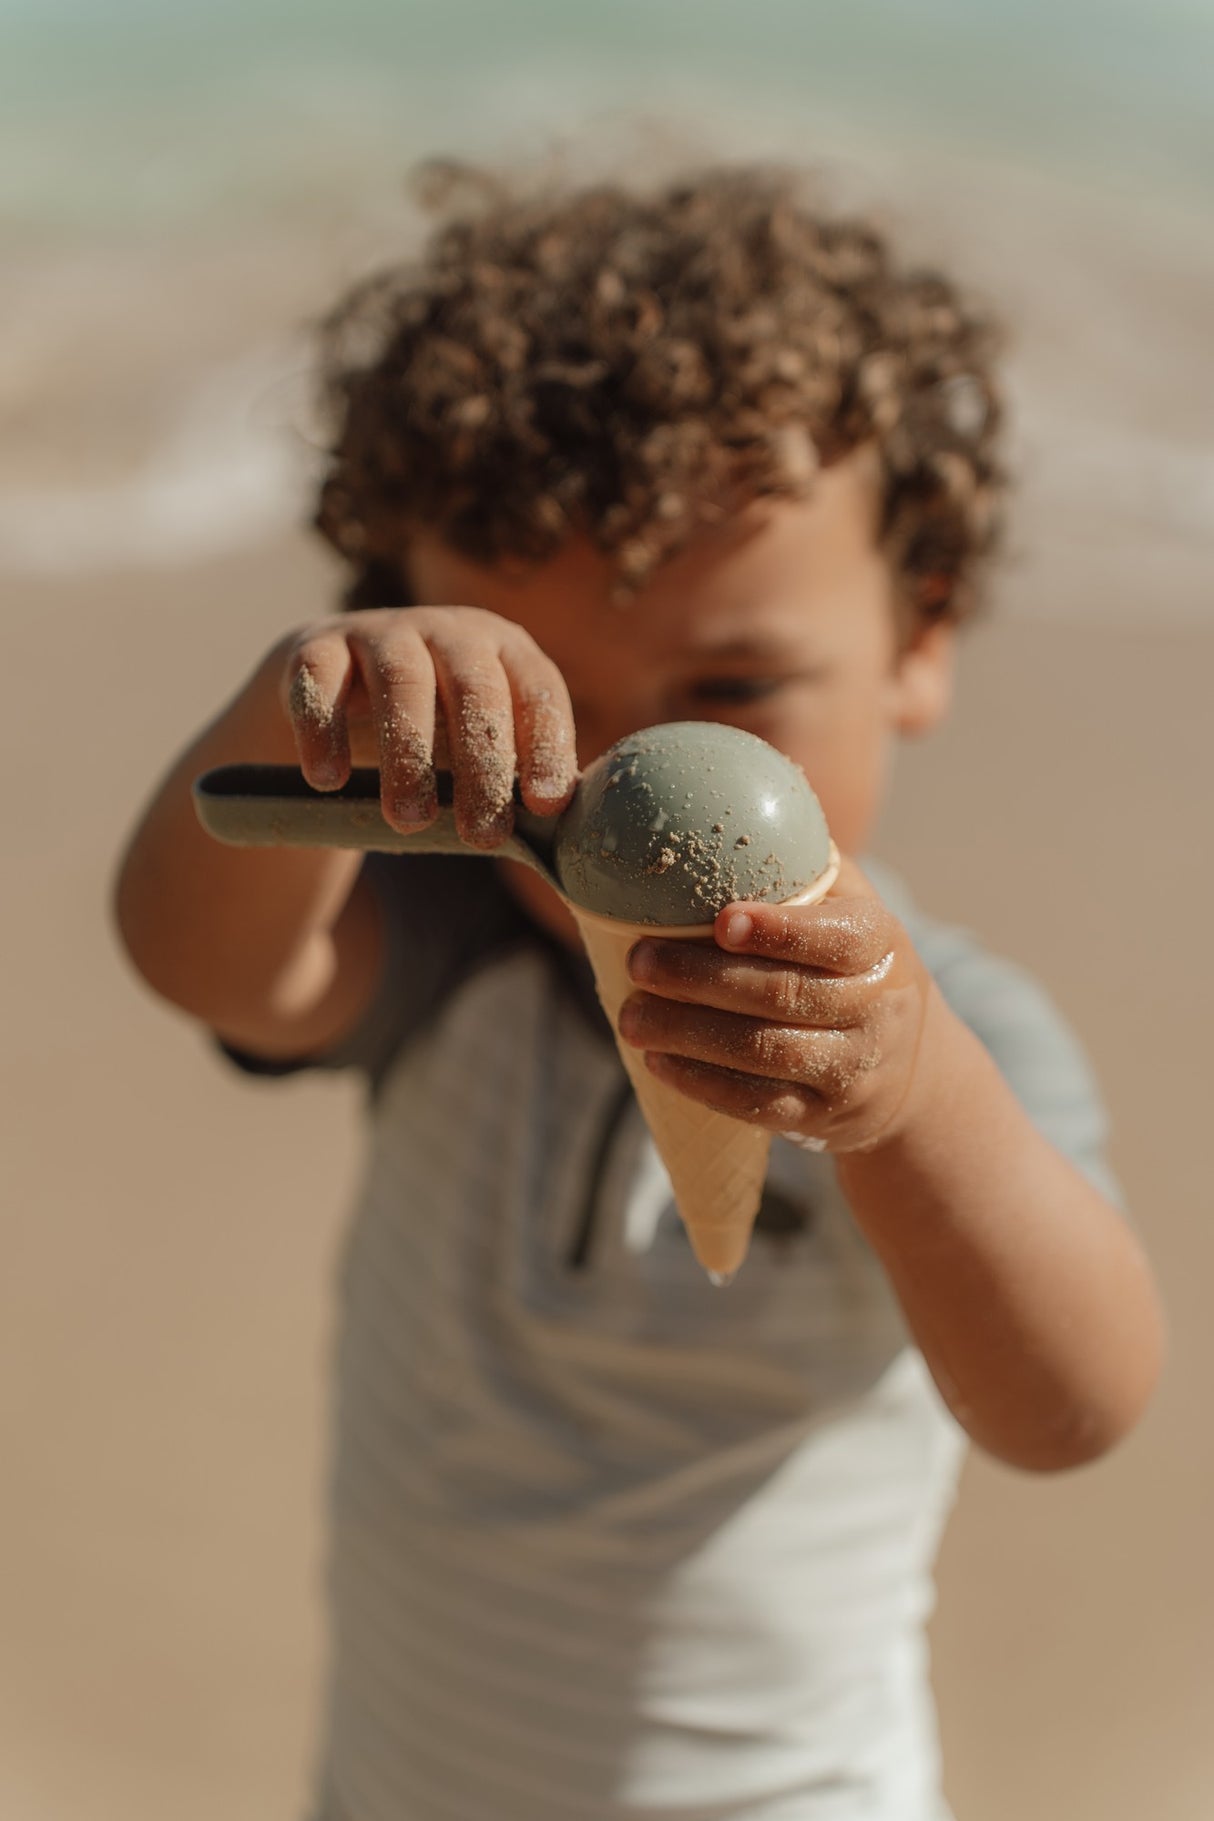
[891,617,956,737]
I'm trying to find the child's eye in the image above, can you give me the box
[686,676,786,705]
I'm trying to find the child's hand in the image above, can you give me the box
[279,606,578,846]
[617,857,935,1154]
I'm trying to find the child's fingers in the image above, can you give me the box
[283,631,355,789]
[714,893,896,977]
[500,636,578,816]
[626,938,891,1026]
[345,624,438,831]
[286,607,573,843]
[641,1052,825,1134]
[427,636,518,848]
[617,992,873,1100]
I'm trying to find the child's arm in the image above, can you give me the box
[830,1008,1161,1472]
[114,609,576,1058]
[616,857,1165,1472]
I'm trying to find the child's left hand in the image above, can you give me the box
[617,858,936,1154]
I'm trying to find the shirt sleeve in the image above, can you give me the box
[217,851,529,1091]
[865,860,1126,1209]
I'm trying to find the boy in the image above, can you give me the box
[115,165,1163,1820]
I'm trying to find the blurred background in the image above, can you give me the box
[2,2,1212,1817]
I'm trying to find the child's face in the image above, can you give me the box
[409,445,953,926]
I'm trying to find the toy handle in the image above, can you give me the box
[192,764,558,878]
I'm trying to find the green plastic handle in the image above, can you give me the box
[192,764,562,888]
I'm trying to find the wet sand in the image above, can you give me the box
[1,524,1211,1820]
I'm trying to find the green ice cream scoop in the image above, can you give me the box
[553,722,833,926]
[192,722,835,925]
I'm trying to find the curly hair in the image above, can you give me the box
[313,161,1007,622]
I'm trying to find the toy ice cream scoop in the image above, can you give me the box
[553,721,832,923]
[194,722,838,1280]
[551,723,837,1280]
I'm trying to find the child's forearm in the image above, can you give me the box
[114,641,380,1056]
[836,991,1165,1471]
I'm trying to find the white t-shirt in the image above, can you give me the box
[228,856,1121,1821]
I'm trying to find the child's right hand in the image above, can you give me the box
[278,607,579,848]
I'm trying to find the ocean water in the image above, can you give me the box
[4,0,1212,232]
[3,0,1212,604]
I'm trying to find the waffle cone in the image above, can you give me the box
[570,850,839,1280]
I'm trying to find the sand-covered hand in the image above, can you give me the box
[279,605,578,846]
[618,856,935,1156]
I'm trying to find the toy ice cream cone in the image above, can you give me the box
[570,870,837,1280]
[554,723,838,1281]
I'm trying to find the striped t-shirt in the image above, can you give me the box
[226,855,1120,1821]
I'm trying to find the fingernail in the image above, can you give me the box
[531,773,572,803]
[707,1269,736,1288]
[722,911,753,947]
[617,1001,641,1041]
[628,941,657,981]
[392,789,437,826]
